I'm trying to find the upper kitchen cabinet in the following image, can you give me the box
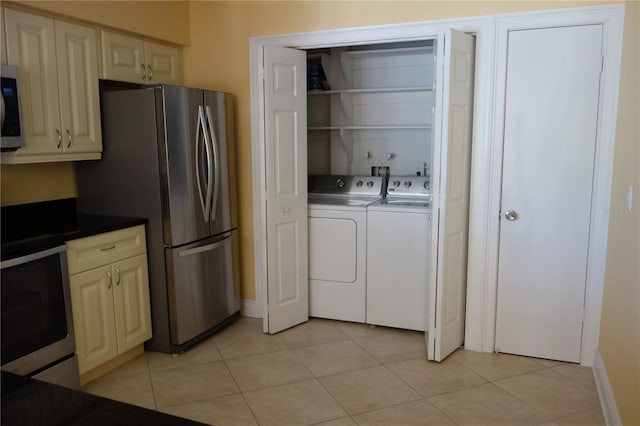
[1,8,6,65]
[101,31,181,85]
[3,9,102,164]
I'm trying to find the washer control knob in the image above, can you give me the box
[356,180,363,188]
[337,178,345,188]
[404,181,412,188]
[393,180,400,187]
[366,181,374,188]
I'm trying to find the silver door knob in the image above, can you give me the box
[504,210,518,221]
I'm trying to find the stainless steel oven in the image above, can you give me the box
[1,244,79,389]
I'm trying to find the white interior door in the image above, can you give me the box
[427,29,476,362]
[263,45,309,334]
[495,25,603,363]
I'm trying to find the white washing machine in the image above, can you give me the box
[308,175,384,323]
[366,175,432,331]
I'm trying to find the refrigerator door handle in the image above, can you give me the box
[178,232,234,257]
[195,105,214,221]
[205,106,220,221]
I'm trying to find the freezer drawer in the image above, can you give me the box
[165,231,240,345]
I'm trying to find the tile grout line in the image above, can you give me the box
[215,340,262,426]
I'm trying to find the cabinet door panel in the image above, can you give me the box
[4,9,59,154]
[69,265,118,374]
[112,254,152,353]
[1,8,7,65]
[145,41,180,85]
[55,20,101,154]
[101,31,144,83]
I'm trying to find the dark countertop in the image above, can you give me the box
[1,198,147,261]
[1,372,205,426]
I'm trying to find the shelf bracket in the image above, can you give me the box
[338,92,352,123]
[338,128,353,164]
[339,52,353,88]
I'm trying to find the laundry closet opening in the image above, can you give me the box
[305,41,436,332]
[261,29,475,361]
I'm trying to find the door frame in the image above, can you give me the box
[248,4,624,366]
[249,15,493,332]
[470,5,624,366]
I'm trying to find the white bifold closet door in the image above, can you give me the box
[426,29,476,362]
[495,25,603,363]
[263,45,309,334]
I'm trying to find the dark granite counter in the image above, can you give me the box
[1,372,205,426]
[1,198,147,260]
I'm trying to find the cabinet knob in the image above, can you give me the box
[504,210,519,221]
[114,266,121,286]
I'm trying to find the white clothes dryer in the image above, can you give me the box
[307,175,383,323]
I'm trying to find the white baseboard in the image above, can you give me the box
[241,300,261,318]
[593,350,622,426]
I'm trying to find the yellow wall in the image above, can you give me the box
[598,2,640,425]
[182,0,620,301]
[0,163,76,206]
[7,1,190,45]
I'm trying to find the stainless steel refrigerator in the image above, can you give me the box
[76,85,240,354]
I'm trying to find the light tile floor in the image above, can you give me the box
[82,317,605,426]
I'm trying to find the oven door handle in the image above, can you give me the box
[0,245,67,269]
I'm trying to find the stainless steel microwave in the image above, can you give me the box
[1,65,25,151]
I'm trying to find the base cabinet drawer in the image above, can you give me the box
[67,225,146,274]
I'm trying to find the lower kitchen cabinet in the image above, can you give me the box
[66,225,151,381]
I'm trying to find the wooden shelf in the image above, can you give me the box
[308,86,433,96]
[308,125,432,130]
[344,46,434,58]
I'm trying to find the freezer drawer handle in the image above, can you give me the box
[178,234,234,257]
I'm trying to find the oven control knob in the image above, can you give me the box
[337,178,345,188]
[393,180,400,187]
[366,181,374,188]
[404,181,412,188]
[356,180,363,187]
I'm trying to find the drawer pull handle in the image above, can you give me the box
[106,270,112,289]
[100,245,117,251]
[114,266,121,286]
